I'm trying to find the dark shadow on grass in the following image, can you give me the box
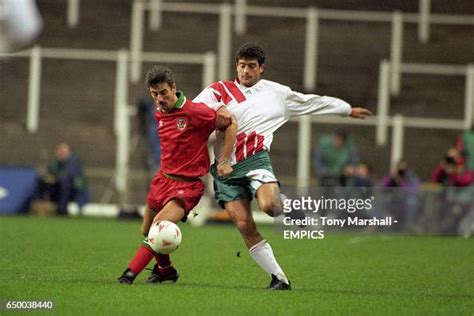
[143,282,265,291]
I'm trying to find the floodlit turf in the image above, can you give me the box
[0,216,473,315]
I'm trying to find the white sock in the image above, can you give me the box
[249,239,289,284]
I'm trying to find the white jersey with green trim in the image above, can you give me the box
[194,79,352,165]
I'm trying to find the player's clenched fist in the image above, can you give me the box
[217,160,233,177]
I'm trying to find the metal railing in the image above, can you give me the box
[131,0,474,89]
[67,0,80,28]
[376,60,474,147]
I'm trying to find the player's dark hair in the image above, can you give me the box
[235,43,265,65]
[145,66,174,87]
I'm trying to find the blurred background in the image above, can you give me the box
[0,0,473,235]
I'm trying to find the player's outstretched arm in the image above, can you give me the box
[349,107,373,119]
[217,116,237,177]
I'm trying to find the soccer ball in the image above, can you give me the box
[147,220,182,254]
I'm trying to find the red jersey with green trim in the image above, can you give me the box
[156,96,216,178]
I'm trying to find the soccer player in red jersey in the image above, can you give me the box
[118,66,237,284]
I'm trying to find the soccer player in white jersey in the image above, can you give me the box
[194,43,372,290]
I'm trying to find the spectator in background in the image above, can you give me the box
[431,147,474,187]
[456,124,474,171]
[342,162,373,219]
[345,162,373,188]
[382,159,420,189]
[313,130,359,187]
[38,142,89,215]
[381,159,420,230]
[431,147,474,235]
[137,92,161,171]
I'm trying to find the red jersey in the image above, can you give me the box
[156,93,216,178]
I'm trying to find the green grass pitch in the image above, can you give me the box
[0,216,473,314]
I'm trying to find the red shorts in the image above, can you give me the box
[146,172,205,215]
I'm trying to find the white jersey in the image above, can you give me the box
[194,79,352,165]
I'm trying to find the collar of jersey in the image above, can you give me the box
[173,91,186,109]
[234,79,262,92]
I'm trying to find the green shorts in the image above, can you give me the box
[210,151,279,208]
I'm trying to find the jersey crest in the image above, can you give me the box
[176,117,187,130]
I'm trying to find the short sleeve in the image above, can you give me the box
[190,102,217,135]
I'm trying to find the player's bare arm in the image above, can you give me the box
[215,106,232,131]
[217,116,237,177]
[350,107,373,119]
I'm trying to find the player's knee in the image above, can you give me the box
[260,200,282,217]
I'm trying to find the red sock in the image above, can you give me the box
[128,245,154,275]
[154,253,172,273]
